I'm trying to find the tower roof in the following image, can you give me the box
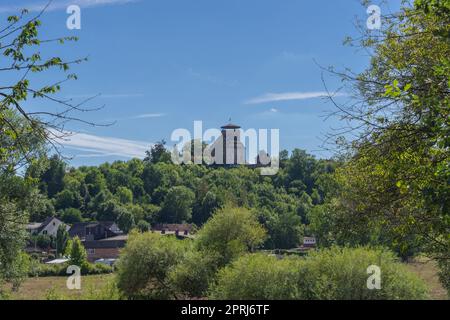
[221,123,241,129]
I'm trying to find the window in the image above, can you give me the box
[87,248,95,254]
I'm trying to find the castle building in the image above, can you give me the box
[208,122,245,166]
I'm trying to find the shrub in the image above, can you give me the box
[169,249,220,298]
[209,247,429,300]
[195,206,266,266]
[115,231,188,299]
[297,246,429,300]
[28,260,112,277]
[209,253,303,300]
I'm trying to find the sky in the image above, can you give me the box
[0,0,402,166]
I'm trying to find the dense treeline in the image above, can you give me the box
[25,146,338,250]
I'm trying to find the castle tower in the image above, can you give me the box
[209,122,245,165]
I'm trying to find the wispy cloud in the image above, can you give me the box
[244,91,346,105]
[0,0,139,13]
[131,113,165,119]
[53,130,151,158]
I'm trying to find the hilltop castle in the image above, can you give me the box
[208,122,246,166]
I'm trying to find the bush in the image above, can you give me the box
[297,247,429,300]
[115,231,188,299]
[28,261,112,277]
[209,247,429,300]
[209,253,303,300]
[195,206,266,266]
[169,249,220,298]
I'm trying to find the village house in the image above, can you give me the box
[69,221,125,262]
[82,234,128,262]
[152,224,194,238]
[26,216,66,238]
[68,221,123,241]
[302,236,317,249]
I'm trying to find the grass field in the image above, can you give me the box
[3,258,448,300]
[4,274,115,300]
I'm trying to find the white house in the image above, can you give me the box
[303,236,317,248]
[26,217,65,238]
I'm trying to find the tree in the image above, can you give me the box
[160,186,195,223]
[55,225,69,257]
[0,4,103,289]
[39,155,66,198]
[116,207,135,233]
[67,236,88,270]
[0,202,29,287]
[144,140,171,164]
[266,211,303,249]
[136,220,150,232]
[195,206,266,266]
[192,190,223,225]
[322,0,449,290]
[61,207,83,224]
[0,163,43,288]
[0,5,103,168]
[116,232,187,299]
[54,189,81,210]
[116,186,133,204]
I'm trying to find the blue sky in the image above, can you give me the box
[0,0,401,166]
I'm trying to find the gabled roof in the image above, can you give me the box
[83,235,128,249]
[68,221,122,238]
[32,217,62,233]
[152,224,193,232]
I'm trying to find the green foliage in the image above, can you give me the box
[195,206,267,266]
[116,232,188,299]
[144,140,172,164]
[116,186,133,204]
[56,225,69,257]
[136,220,150,232]
[27,261,112,277]
[323,0,450,289]
[209,253,303,300]
[61,207,83,224]
[33,234,53,249]
[67,236,88,271]
[297,247,429,300]
[160,186,195,223]
[39,156,66,198]
[209,247,429,300]
[116,207,135,233]
[169,249,220,298]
